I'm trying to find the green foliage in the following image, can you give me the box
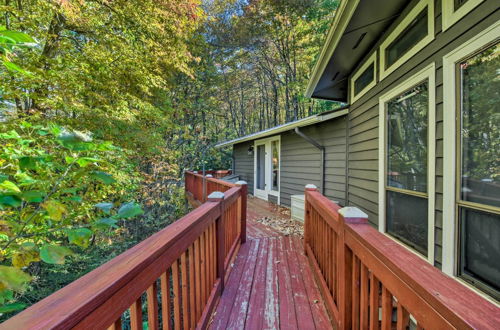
[0,120,143,313]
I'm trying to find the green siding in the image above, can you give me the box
[347,0,500,266]
[233,141,254,194]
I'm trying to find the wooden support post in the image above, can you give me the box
[235,181,247,244]
[337,206,368,330]
[208,191,225,292]
[304,184,317,254]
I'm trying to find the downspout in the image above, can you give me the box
[294,127,325,195]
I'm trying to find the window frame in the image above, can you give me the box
[442,20,500,297]
[442,0,484,31]
[350,51,377,104]
[378,63,436,264]
[379,0,435,80]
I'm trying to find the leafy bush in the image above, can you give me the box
[0,120,143,313]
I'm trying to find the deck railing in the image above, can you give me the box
[184,170,246,245]
[304,185,500,330]
[3,175,246,329]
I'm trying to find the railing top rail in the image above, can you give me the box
[2,202,221,329]
[185,170,236,189]
[305,188,500,329]
[344,222,500,329]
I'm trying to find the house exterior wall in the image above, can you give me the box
[232,116,347,208]
[233,141,254,194]
[280,118,347,207]
[346,0,500,268]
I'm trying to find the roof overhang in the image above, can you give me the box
[305,0,408,101]
[215,108,348,148]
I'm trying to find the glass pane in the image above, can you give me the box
[386,190,428,255]
[459,207,500,299]
[454,0,468,10]
[386,8,428,68]
[387,82,428,193]
[256,144,266,190]
[460,42,500,208]
[354,62,374,95]
[271,141,279,191]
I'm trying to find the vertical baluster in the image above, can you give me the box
[352,256,360,329]
[181,252,190,330]
[328,224,333,294]
[370,273,380,330]
[200,231,207,306]
[172,260,182,330]
[360,265,369,329]
[381,286,393,330]
[209,224,214,289]
[160,270,172,330]
[332,229,337,301]
[204,229,210,300]
[147,281,159,330]
[396,303,409,330]
[188,245,196,328]
[194,237,202,320]
[130,297,143,330]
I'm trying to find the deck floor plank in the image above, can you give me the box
[209,197,331,329]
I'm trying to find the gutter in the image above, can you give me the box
[294,127,326,195]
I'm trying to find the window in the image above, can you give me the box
[350,52,377,103]
[442,0,484,31]
[442,21,499,300]
[256,144,265,190]
[386,9,428,68]
[354,63,374,95]
[379,0,434,80]
[386,82,429,254]
[457,42,500,299]
[379,63,435,262]
[271,140,279,191]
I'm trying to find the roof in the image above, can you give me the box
[305,0,408,101]
[215,108,348,148]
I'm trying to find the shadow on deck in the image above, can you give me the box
[209,197,332,329]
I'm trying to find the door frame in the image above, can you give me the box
[253,135,281,204]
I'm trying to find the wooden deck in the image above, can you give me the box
[209,197,332,329]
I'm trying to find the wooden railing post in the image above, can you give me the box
[337,206,368,330]
[304,184,317,254]
[208,191,226,292]
[204,174,213,202]
[235,181,247,244]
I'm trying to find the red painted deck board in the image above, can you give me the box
[209,197,332,329]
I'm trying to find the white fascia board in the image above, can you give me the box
[215,109,348,148]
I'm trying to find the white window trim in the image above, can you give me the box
[442,20,500,277]
[253,135,281,204]
[379,0,435,81]
[378,63,436,264]
[350,51,377,104]
[442,0,485,31]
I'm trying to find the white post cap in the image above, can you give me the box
[339,207,368,219]
[206,174,213,178]
[235,180,247,185]
[193,171,198,174]
[305,184,317,190]
[208,191,225,200]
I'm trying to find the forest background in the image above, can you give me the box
[0,0,340,319]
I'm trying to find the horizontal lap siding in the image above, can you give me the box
[280,118,347,207]
[347,0,499,266]
[233,141,254,194]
